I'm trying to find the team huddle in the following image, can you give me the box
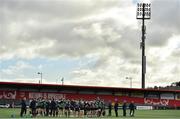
[21,97,106,118]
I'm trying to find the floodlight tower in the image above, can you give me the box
[136,3,151,89]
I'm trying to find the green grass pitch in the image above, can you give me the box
[0,108,179,118]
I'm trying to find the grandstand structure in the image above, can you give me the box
[0,82,180,108]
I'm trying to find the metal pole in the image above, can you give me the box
[38,72,42,84]
[142,3,146,89]
[126,77,132,88]
[61,77,64,85]
[40,73,42,84]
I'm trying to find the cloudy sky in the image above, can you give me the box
[0,0,180,88]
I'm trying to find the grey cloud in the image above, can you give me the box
[1,0,180,59]
[171,49,180,57]
[0,0,125,59]
[146,0,180,46]
[0,0,120,21]
[0,0,180,87]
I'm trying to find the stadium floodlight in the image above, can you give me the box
[126,77,132,88]
[37,72,42,84]
[136,3,151,19]
[56,76,64,85]
[136,3,151,89]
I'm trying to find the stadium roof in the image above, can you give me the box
[0,81,180,93]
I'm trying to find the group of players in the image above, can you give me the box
[28,97,106,118]
[21,97,135,118]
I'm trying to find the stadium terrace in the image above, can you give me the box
[0,81,180,108]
